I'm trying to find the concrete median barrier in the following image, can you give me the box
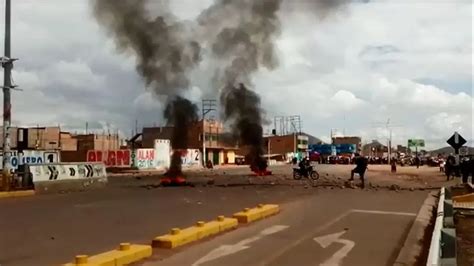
[0,190,35,199]
[233,204,280,224]
[152,215,238,249]
[64,243,152,266]
[27,162,108,194]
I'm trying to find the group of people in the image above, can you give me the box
[292,152,473,188]
[444,154,474,183]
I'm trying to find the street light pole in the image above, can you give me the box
[2,0,14,191]
[201,99,216,166]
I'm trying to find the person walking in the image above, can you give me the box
[349,153,368,188]
[391,158,397,173]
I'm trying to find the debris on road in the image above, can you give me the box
[390,184,401,191]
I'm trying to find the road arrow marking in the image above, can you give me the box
[192,225,288,266]
[314,230,355,266]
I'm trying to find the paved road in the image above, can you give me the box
[0,184,314,266]
[0,165,439,266]
[143,190,429,266]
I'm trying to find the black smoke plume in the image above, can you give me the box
[92,0,201,96]
[202,0,282,170]
[221,83,267,170]
[164,97,199,177]
[92,0,365,173]
[92,0,201,176]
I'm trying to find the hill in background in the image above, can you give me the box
[429,146,474,155]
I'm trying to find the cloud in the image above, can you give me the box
[0,0,470,150]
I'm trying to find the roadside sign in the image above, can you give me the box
[408,139,425,148]
[447,132,466,151]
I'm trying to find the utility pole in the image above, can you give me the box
[372,119,402,165]
[135,119,138,135]
[202,99,216,165]
[1,0,16,191]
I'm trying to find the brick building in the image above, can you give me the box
[141,119,238,165]
[74,133,121,152]
[362,140,388,157]
[0,126,64,150]
[259,132,321,161]
[59,132,77,151]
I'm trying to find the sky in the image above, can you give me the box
[0,0,472,150]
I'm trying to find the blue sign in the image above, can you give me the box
[309,144,356,155]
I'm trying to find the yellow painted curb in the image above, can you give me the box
[453,193,474,203]
[233,204,280,224]
[0,190,35,199]
[152,216,238,249]
[64,243,152,266]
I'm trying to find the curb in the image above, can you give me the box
[152,216,238,249]
[0,190,35,199]
[63,204,280,265]
[63,243,152,266]
[152,204,279,249]
[393,191,437,266]
[233,204,280,223]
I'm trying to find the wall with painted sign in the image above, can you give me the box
[0,150,60,170]
[180,149,201,167]
[86,150,131,167]
[155,139,171,169]
[134,149,156,169]
[134,145,200,170]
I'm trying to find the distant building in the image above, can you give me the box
[75,133,121,152]
[141,119,238,165]
[396,145,410,154]
[332,136,362,152]
[61,132,121,162]
[60,132,77,151]
[362,140,388,157]
[259,132,321,161]
[0,126,70,151]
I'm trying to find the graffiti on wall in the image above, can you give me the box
[86,150,131,167]
[135,149,155,169]
[0,150,60,170]
[179,149,201,167]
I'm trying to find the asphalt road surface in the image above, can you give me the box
[0,164,439,266]
[143,190,429,266]
[0,184,314,266]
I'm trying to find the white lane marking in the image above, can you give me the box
[261,225,289,235]
[351,209,417,217]
[261,208,417,265]
[192,225,289,266]
[259,210,352,266]
[314,230,355,266]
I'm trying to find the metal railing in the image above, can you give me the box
[426,187,457,266]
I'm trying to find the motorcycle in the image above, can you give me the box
[293,166,320,180]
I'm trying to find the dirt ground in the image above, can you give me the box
[455,211,474,266]
[108,163,458,190]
